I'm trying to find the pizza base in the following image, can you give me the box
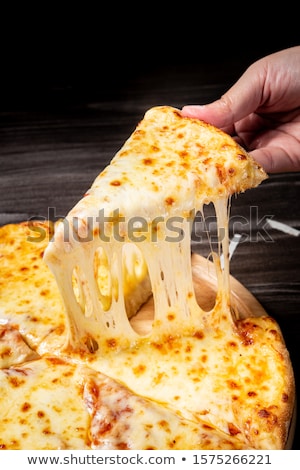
[0,221,295,450]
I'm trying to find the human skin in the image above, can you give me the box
[182,46,300,173]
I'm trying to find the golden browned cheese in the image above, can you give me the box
[43,106,267,352]
[0,221,67,354]
[0,107,295,449]
[0,221,295,449]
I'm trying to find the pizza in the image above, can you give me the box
[0,106,295,450]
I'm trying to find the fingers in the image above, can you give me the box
[250,147,300,174]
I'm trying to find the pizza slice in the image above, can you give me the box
[0,328,254,450]
[43,106,267,353]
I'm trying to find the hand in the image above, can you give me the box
[182,46,300,173]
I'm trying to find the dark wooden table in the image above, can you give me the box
[1,60,300,448]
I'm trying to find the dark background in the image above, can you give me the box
[1,7,300,449]
[2,6,300,109]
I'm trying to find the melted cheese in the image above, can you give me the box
[0,356,89,450]
[88,315,293,449]
[0,325,38,368]
[44,106,266,352]
[83,367,252,450]
[0,350,252,450]
[0,106,295,449]
[0,221,150,355]
[0,221,66,353]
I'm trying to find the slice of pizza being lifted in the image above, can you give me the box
[1,106,294,450]
[44,106,267,352]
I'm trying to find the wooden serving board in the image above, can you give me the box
[130,252,267,335]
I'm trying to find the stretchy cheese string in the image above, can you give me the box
[44,198,231,353]
[44,107,266,354]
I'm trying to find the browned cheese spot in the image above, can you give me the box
[165,197,175,206]
[227,380,240,390]
[9,376,25,387]
[143,158,154,165]
[193,330,204,340]
[228,422,241,436]
[21,402,31,412]
[106,338,118,350]
[133,364,146,376]
[167,314,175,321]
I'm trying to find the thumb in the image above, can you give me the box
[181,100,236,129]
[182,62,265,129]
